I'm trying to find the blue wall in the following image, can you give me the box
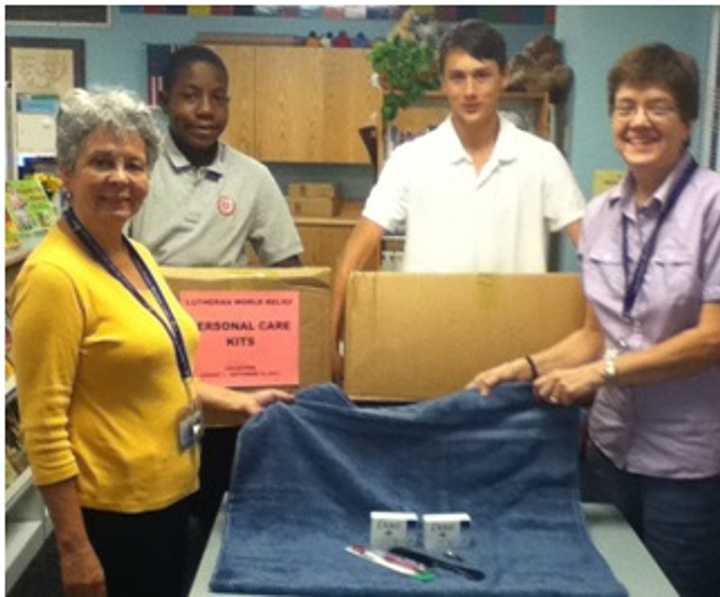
[554,5,714,271]
[556,6,713,200]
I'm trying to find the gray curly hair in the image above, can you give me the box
[56,88,162,172]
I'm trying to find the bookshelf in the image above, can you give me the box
[5,72,53,594]
[5,244,53,593]
[5,388,52,592]
[376,90,551,169]
[6,467,32,511]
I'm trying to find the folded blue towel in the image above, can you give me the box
[210,383,627,596]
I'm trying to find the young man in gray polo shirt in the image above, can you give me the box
[128,46,303,574]
[129,45,302,267]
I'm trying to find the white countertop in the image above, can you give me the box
[189,501,677,597]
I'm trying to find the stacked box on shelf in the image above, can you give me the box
[288,182,340,218]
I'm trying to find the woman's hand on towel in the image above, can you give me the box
[197,380,294,426]
[533,363,603,406]
[466,358,534,396]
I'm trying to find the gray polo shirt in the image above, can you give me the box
[129,136,302,267]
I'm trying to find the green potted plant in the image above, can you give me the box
[369,9,442,122]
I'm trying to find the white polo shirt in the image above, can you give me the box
[130,135,302,267]
[363,116,585,273]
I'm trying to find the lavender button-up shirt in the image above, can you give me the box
[579,153,720,478]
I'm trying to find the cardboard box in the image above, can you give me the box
[287,182,341,217]
[288,194,340,218]
[288,182,337,199]
[343,272,586,402]
[162,266,332,388]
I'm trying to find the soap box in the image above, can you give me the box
[422,513,472,553]
[369,511,418,550]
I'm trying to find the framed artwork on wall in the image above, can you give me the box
[5,37,85,96]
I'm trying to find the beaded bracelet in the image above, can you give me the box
[524,355,539,380]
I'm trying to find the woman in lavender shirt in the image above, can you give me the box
[467,44,720,597]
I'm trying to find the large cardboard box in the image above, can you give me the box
[162,266,331,388]
[343,272,586,402]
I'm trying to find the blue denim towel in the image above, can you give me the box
[210,383,627,596]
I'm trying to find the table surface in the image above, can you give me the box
[189,501,678,597]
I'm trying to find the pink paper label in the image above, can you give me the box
[180,290,299,387]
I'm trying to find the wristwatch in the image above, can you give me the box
[602,349,618,384]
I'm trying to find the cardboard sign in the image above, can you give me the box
[180,290,299,387]
[163,267,332,388]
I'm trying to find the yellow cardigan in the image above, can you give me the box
[11,226,200,513]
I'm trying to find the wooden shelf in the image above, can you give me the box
[5,235,49,594]
[5,472,52,593]
[5,518,51,592]
[292,200,365,227]
[5,467,32,510]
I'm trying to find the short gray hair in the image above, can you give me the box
[56,88,162,172]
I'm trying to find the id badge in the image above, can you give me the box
[177,405,205,452]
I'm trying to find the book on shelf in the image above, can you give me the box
[5,206,22,251]
[5,177,59,242]
[5,320,24,490]
[498,109,534,133]
[384,123,438,159]
[6,455,19,489]
[5,312,15,386]
[5,399,28,486]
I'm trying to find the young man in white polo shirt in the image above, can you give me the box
[331,19,585,375]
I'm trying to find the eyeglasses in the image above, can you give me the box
[612,103,678,121]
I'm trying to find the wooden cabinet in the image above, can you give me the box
[254,47,324,163]
[207,45,381,165]
[378,90,551,168]
[207,45,256,156]
[315,49,381,164]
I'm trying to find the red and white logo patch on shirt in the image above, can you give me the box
[217,195,236,217]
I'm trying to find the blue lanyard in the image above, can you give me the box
[64,207,193,381]
[621,157,697,318]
